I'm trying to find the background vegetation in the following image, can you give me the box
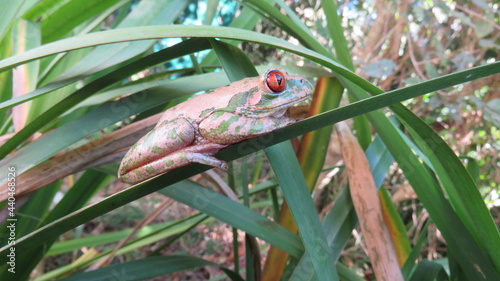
[0,0,498,280]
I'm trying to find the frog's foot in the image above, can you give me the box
[181,151,228,170]
[182,143,228,170]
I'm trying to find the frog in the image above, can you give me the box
[118,68,314,184]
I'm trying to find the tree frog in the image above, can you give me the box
[118,69,313,184]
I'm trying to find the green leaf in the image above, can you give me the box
[288,135,394,281]
[1,182,59,238]
[393,104,500,273]
[319,0,353,70]
[266,142,339,281]
[242,0,330,58]
[0,176,303,266]
[204,0,219,25]
[409,260,449,281]
[379,187,411,266]
[462,156,480,185]
[46,213,208,257]
[209,39,259,78]
[157,181,305,258]
[402,221,430,279]
[0,26,352,85]
[24,0,124,43]
[367,135,395,187]
[319,0,371,149]
[58,256,244,281]
[0,170,109,281]
[54,0,189,81]
[0,0,25,42]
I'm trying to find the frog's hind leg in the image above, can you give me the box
[119,118,196,179]
[120,143,228,184]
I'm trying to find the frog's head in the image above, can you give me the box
[238,68,314,118]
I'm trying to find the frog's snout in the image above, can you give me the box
[300,78,314,92]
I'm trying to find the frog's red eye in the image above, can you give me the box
[266,70,286,92]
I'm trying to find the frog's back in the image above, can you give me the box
[157,76,257,124]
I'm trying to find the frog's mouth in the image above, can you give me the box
[270,108,288,118]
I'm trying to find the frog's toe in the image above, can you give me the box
[219,162,229,170]
[182,152,228,171]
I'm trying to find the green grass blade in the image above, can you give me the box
[0,176,303,265]
[0,170,109,281]
[56,0,189,82]
[38,215,211,280]
[0,0,25,42]
[393,104,500,272]
[379,187,411,266]
[0,26,496,103]
[319,0,353,70]
[0,26,353,86]
[366,135,395,186]
[289,135,394,280]
[46,191,276,258]
[36,0,127,85]
[57,256,244,281]
[156,181,305,258]
[343,85,500,279]
[24,0,124,43]
[242,0,330,57]
[0,27,12,126]
[350,104,499,279]
[402,221,430,279]
[46,213,209,256]
[319,0,371,149]
[4,182,59,237]
[266,142,339,281]
[0,79,78,109]
[43,198,301,280]
[201,0,271,66]
[209,39,259,78]
[409,260,449,281]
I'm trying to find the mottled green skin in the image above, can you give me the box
[118,69,313,184]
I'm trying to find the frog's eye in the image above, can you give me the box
[266,70,286,93]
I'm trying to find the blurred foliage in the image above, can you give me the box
[0,0,498,280]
